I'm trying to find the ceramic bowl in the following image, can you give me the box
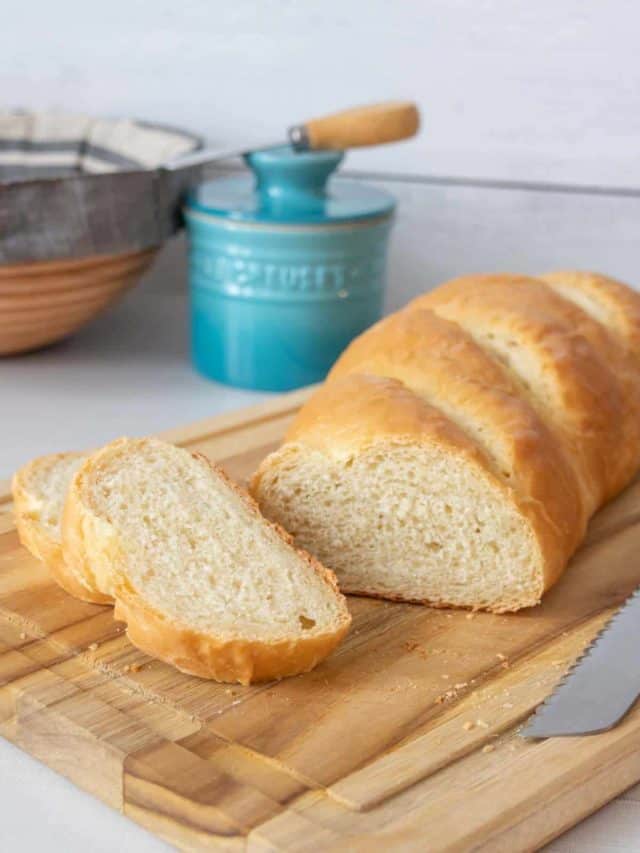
[0,111,202,354]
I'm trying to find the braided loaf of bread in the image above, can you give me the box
[252,273,640,612]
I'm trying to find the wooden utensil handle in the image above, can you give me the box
[289,101,420,150]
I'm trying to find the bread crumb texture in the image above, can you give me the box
[83,438,346,641]
[66,437,351,683]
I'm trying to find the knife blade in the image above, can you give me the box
[521,586,640,738]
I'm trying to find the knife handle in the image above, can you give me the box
[289,101,420,151]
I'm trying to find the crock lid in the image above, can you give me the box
[185,145,395,224]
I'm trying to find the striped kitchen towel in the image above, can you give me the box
[0,112,200,182]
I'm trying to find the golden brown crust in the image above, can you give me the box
[113,587,350,685]
[61,461,116,603]
[540,271,640,363]
[326,308,587,587]
[12,455,112,605]
[410,274,634,507]
[286,373,491,463]
[63,437,351,683]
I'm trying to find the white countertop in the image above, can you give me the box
[1,237,639,851]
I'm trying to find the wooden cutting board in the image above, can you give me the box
[2,387,640,852]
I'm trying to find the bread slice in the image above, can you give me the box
[62,437,351,683]
[253,373,556,612]
[12,452,112,604]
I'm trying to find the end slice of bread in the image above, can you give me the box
[12,452,112,604]
[253,374,552,613]
[62,437,351,683]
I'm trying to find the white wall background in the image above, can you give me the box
[1,0,639,350]
[3,0,640,188]
[3,0,639,385]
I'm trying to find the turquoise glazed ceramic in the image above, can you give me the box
[184,146,395,391]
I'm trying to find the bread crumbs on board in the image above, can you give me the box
[403,639,430,659]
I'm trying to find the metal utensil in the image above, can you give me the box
[521,587,640,738]
[165,100,420,171]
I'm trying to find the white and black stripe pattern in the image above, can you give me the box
[0,112,201,181]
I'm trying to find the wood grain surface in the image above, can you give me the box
[2,387,640,851]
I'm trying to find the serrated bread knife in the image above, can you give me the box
[521,587,640,738]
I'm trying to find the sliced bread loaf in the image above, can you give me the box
[252,272,640,612]
[12,452,112,604]
[325,306,589,570]
[63,437,351,683]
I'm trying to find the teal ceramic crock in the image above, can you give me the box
[184,145,395,391]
